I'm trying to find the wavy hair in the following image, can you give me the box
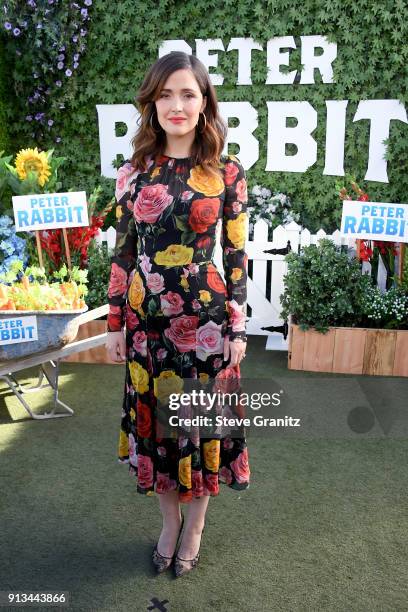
[130,51,227,178]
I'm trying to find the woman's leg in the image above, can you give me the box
[156,489,183,556]
[177,495,209,561]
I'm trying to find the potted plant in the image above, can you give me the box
[280,239,408,377]
[0,260,88,361]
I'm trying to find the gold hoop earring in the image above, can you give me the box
[150,112,161,133]
[198,111,207,134]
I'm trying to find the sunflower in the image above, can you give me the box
[15,147,52,187]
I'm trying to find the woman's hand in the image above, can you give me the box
[223,336,247,366]
[106,330,126,362]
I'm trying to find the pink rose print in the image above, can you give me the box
[147,272,165,294]
[196,321,223,361]
[187,263,199,275]
[115,162,135,201]
[156,472,177,493]
[125,304,140,330]
[137,455,154,488]
[236,177,248,203]
[203,473,219,494]
[230,447,250,484]
[109,305,122,316]
[132,330,147,356]
[228,299,246,332]
[138,254,152,278]
[219,466,232,484]
[192,470,204,496]
[181,190,194,201]
[108,263,128,298]
[160,291,184,316]
[232,201,242,213]
[164,315,198,352]
[156,348,167,361]
[133,183,173,224]
[224,161,239,186]
[223,437,234,450]
[191,299,201,311]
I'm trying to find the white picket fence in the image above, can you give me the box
[96,220,360,350]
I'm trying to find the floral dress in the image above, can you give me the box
[107,152,250,503]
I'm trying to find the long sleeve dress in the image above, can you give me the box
[107,152,251,503]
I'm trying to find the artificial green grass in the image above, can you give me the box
[1,336,407,611]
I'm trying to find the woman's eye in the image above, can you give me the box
[159,93,194,98]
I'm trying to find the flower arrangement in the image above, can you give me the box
[358,281,408,329]
[2,146,65,195]
[247,185,300,233]
[0,215,29,276]
[38,186,112,271]
[336,175,400,290]
[0,260,88,311]
[280,238,408,333]
[1,146,114,272]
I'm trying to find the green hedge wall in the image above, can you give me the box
[2,0,408,232]
[0,35,11,154]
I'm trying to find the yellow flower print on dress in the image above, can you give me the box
[129,362,149,394]
[187,165,224,196]
[179,276,189,291]
[154,244,194,266]
[198,289,212,304]
[153,370,184,404]
[179,455,192,488]
[203,439,220,471]
[115,205,123,221]
[118,429,128,457]
[230,268,243,282]
[128,271,145,311]
[227,212,247,249]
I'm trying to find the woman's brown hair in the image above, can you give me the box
[130,51,227,177]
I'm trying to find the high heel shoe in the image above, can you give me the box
[152,513,184,574]
[174,523,205,578]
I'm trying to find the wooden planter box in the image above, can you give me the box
[288,323,408,377]
[62,320,118,365]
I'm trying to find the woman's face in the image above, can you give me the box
[155,69,206,140]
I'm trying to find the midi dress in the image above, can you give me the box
[107,152,251,503]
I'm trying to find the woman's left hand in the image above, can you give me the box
[223,337,247,366]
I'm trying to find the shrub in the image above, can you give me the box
[85,239,111,311]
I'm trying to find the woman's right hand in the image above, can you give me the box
[106,330,126,362]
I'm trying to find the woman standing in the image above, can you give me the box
[106,51,250,577]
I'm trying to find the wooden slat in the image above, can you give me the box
[363,329,396,376]
[393,331,408,376]
[302,327,335,372]
[287,324,305,370]
[333,327,366,374]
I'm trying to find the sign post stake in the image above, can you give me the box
[62,228,72,270]
[397,242,405,282]
[35,230,44,268]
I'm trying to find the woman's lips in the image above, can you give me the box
[169,118,186,123]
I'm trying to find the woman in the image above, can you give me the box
[106,51,250,577]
